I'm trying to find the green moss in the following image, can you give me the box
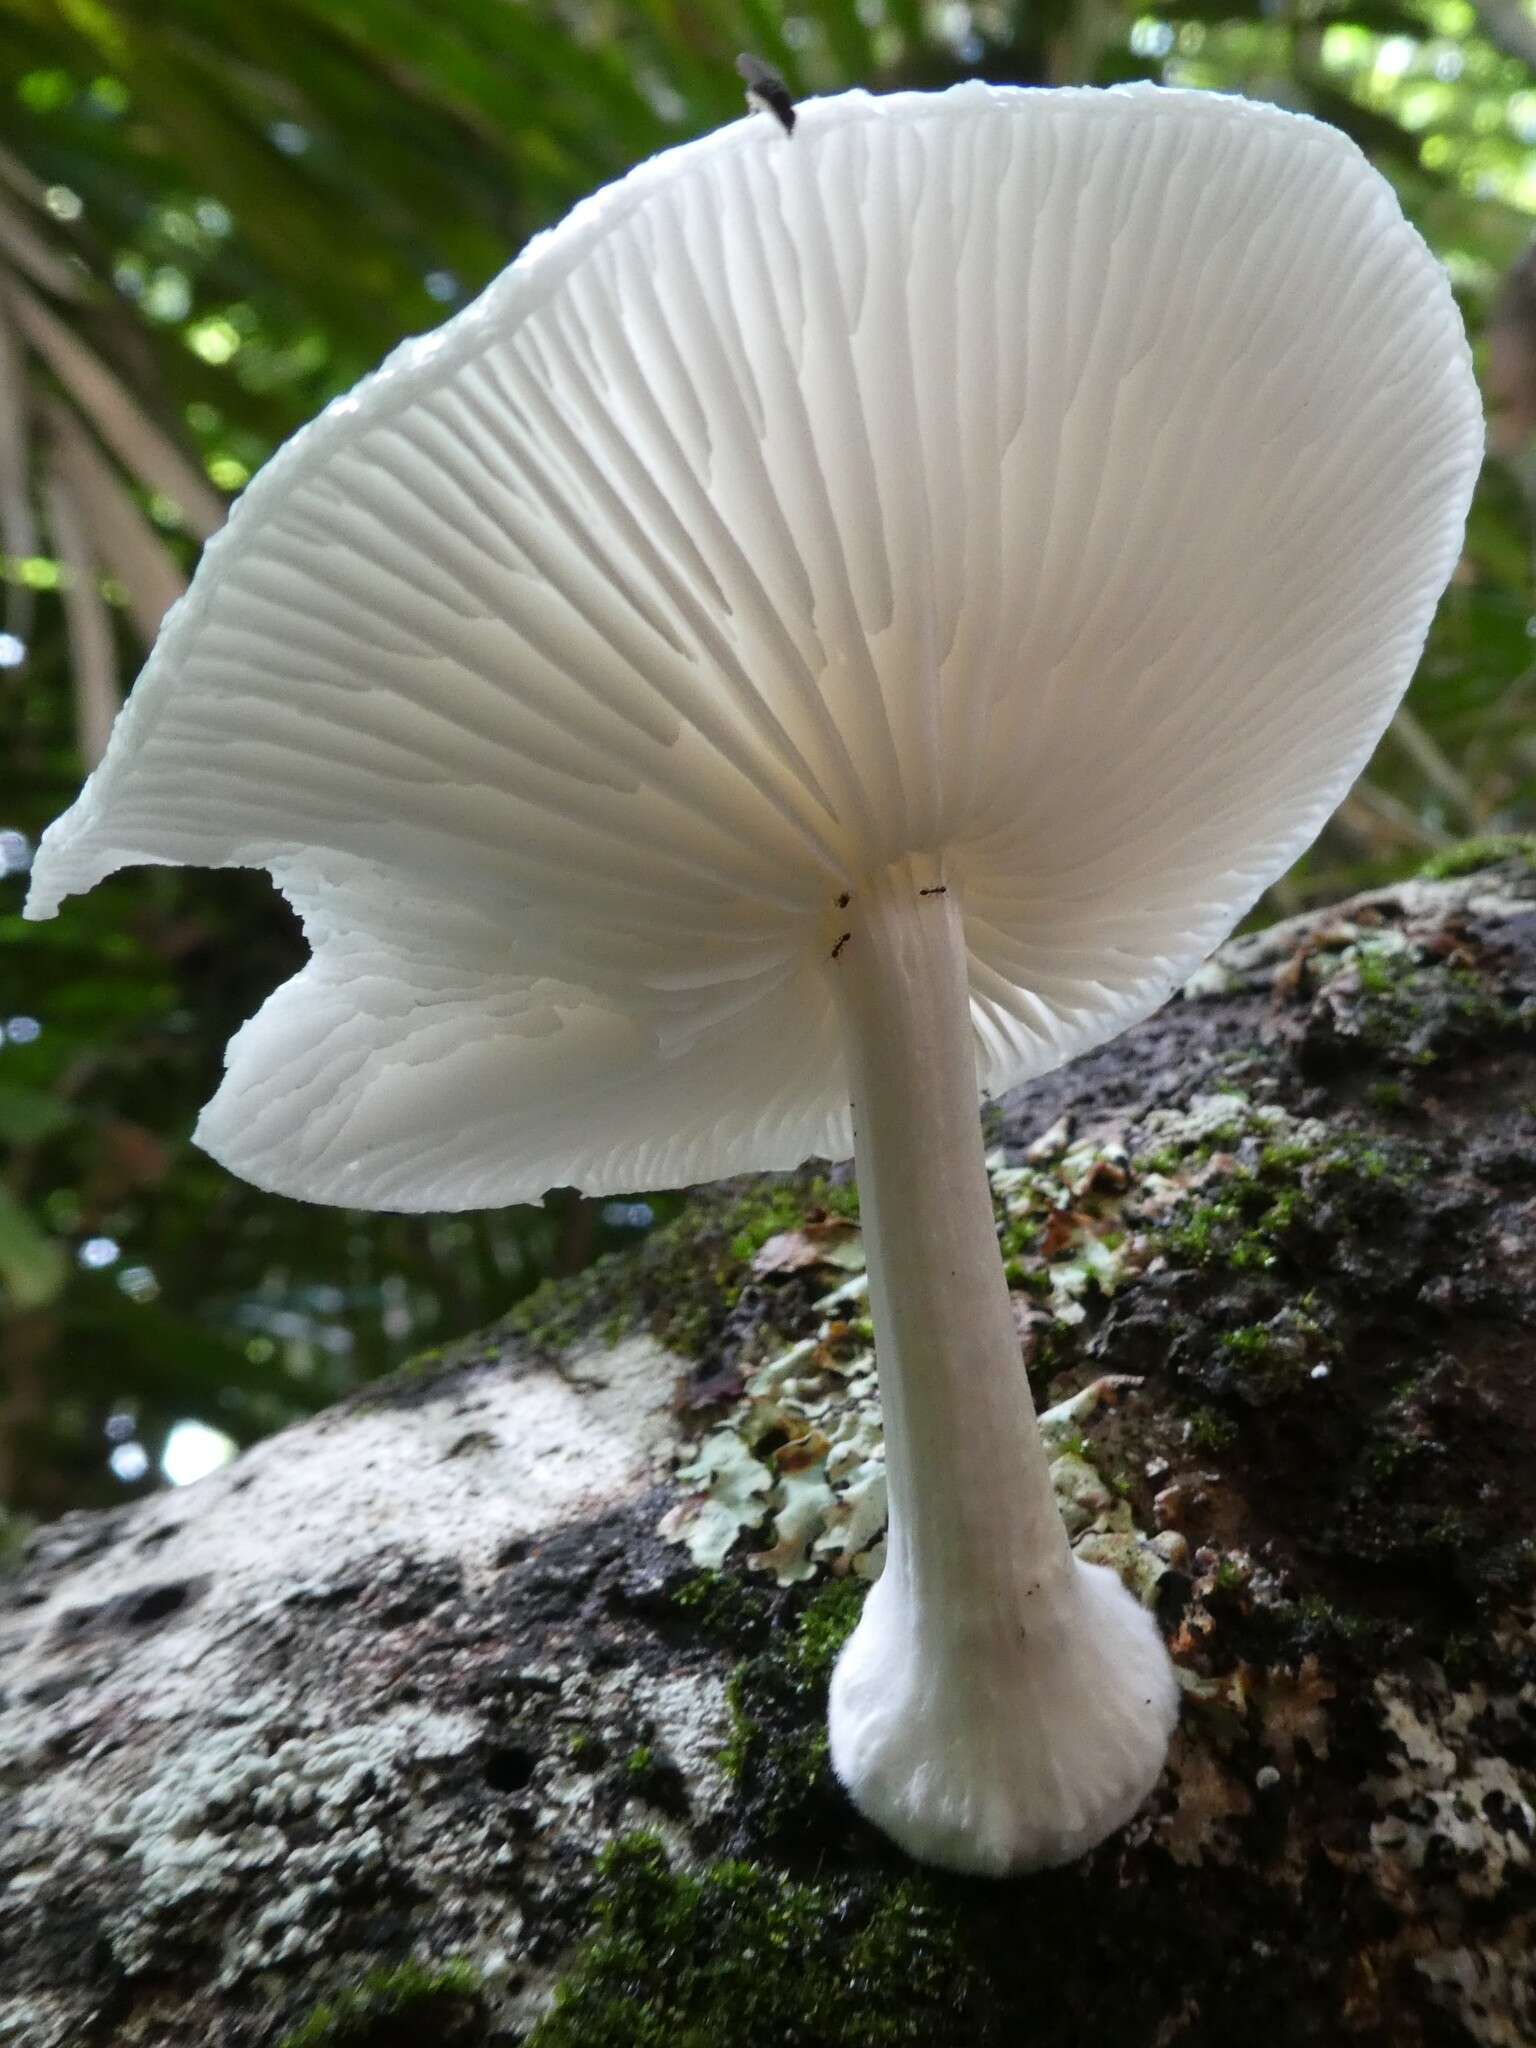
[1166,1199,1233,1265]
[1220,1326,1274,1361]
[670,1568,774,1647]
[1354,946,1403,996]
[790,1578,866,1681]
[1262,1186,1304,1228]
[1341,944,1529,1069]
[1169,1184,1292,1270]
[998,1215,1038,1256]
[626,1744,656,1779]
[725,1177,860,1263]
[1294,1593,1375,1646]
[1322,1143,1390,1181]
[1258,1139,1315,1173]
[1366,1079,1412,1114]
[1134,1144,1185,1175]
[1188,1407,1238,1454]
[1163,1129,1428,1280]
[1366,1432,1427,1483]
[506,1176,857,1362]
[1201,1118,1249,1149]
[719,1665,765,1783]
[720,1677,827,1802]
[526,1834,989,2048]
[277,1960,482,2048]
[347,1341,461,1411]
[1416,833,1536,881]
[721,1581,867,1837]
[1210,1305,1334,1408]
[1028,1321,1080,1383]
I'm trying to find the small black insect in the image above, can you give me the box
[918,885,948,897]
[835,890,850,909]
[830,931,852,960]
[736,53,796,136]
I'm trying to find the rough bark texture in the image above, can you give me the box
[3,853,1535,2048]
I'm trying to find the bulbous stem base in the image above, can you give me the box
[829,1554,1180,1876]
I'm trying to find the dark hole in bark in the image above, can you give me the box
[130,1584,189,1626]
[483,1745,538,1793]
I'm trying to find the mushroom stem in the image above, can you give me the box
[825,859,1178,1876]
[833,863,1073,1610]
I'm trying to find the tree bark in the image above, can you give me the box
[3,855,1534,2048]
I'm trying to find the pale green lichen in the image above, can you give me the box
[1180,959,1244,1001]
[1041,1380,1188,1603]
[658,1133,1221,1596]
[661,1275,1178,1602]
[661,1432,773,1571]
[659,1262,886,1585]
[1134,1089,1329,1167]
[986,1135,1143,1324]
[657,1092,1394,1593]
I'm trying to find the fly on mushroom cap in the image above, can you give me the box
[736,53,797,135]
[26,82,1482,1876]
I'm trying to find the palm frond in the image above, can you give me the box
[42,455,120,768]
[9,279,225,540]
[43,396,187,645]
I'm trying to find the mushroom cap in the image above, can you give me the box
[26,83,1482,1209]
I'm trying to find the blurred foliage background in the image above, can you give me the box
[2,0,1534,1522]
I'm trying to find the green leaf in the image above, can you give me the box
[0,1189,68,1310]
[0,1083,75,1145]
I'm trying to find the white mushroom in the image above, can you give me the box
[25,83,1482,1875]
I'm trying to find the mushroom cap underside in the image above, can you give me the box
[26,82,1483,1207]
